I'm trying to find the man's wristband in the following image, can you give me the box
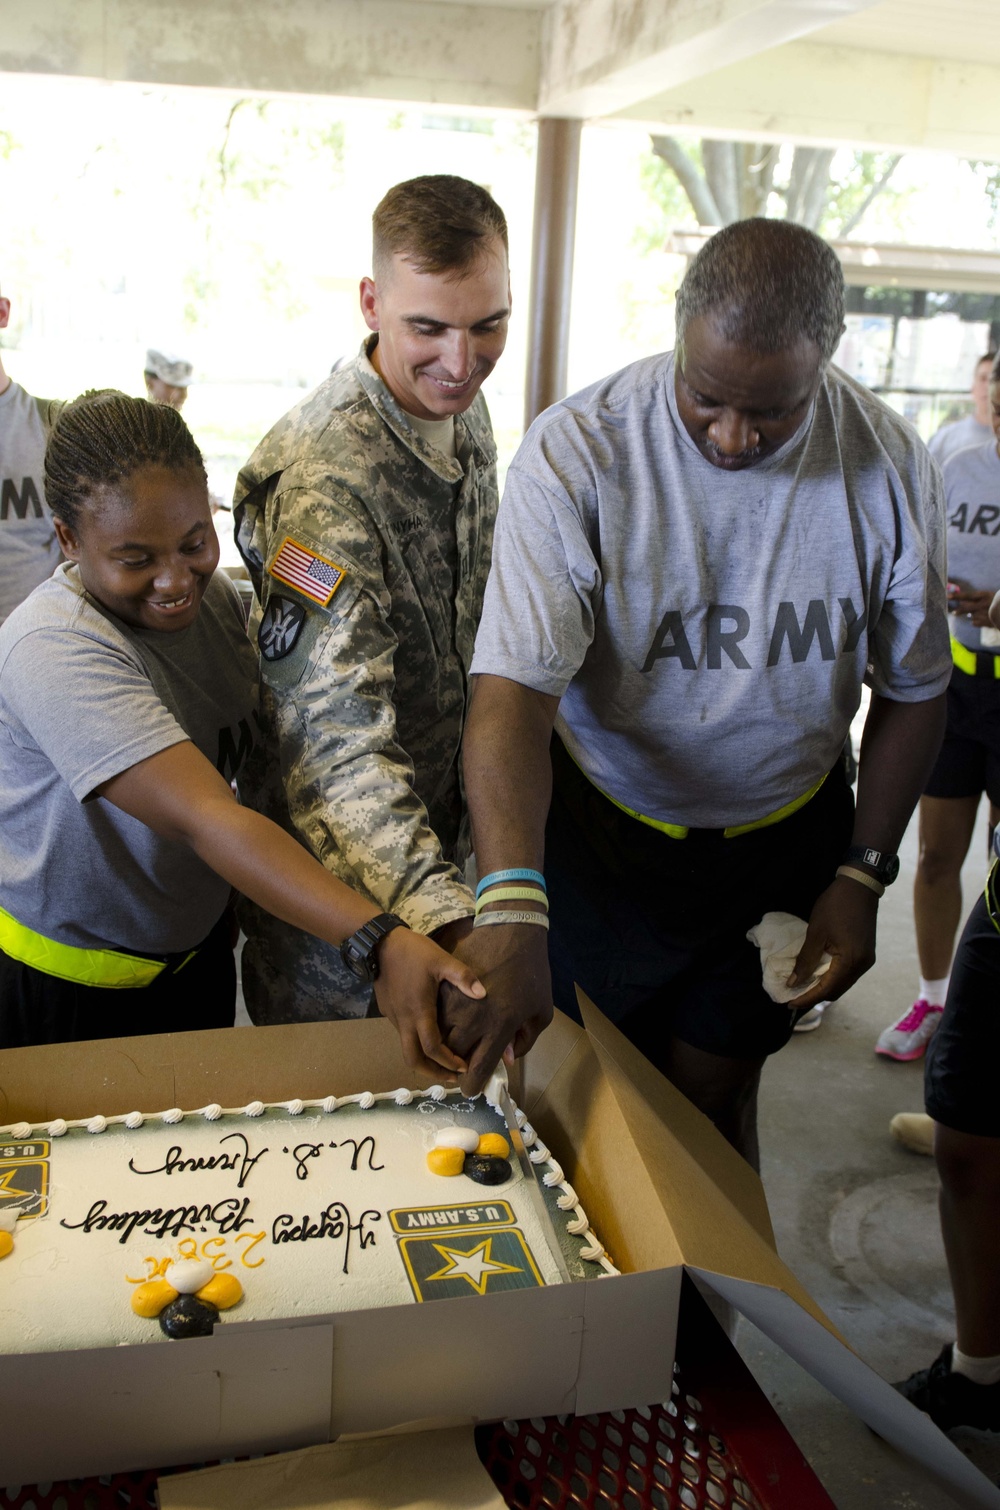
[836,865,885,898]
[475,886,549,914]
[473,910,550,930]
[476,868,546,899]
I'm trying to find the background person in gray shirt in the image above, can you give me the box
[443,219,950,1169]
[877,357,1000,1064]
[928,352,996,469]
[0,280,62,625]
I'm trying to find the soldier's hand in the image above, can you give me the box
[439,924,553,1097]
[373,929,484,1082]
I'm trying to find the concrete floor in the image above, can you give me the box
[232,788,1000,1506]
[741,791,1000,1507]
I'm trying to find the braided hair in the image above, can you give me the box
[45,390,206,530]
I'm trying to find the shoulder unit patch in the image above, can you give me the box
[269,534,347,607]
[258,596,307,661]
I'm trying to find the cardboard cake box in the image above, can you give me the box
[1,1000,998,1508]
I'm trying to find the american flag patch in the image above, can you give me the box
[269,535,346,607]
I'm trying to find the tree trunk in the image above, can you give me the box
[702,140,740,225]
[650,135,722,226]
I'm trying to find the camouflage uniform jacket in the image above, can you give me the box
[233,338,497,1020]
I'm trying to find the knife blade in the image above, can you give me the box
[488,1064,572,1284]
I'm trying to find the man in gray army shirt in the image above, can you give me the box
[235,176,510,1052]
[0,281,62,625]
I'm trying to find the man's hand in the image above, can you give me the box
[439,924,553,1096]
[373,927,486,1082]
[784,876,879,1011]
[949,585,996,628]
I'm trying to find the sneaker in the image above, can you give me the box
[875,999,943,1061]
[793,1002,827,1033]
[896,1344,1000,1432]
[889,1112,934,1155]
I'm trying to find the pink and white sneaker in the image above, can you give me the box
[875,999,944,1061]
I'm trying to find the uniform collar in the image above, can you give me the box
[355,336,496,480]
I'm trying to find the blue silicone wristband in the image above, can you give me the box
[476,868,546,899]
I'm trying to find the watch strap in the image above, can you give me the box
[340,913,407,982]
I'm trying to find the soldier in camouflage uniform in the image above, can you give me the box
[234,175,511,1033]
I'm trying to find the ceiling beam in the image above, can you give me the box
[537,0,882,119]
[616,40,1000,158]
[0,0,542,111]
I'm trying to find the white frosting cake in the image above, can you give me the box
[0,1087,615,1354]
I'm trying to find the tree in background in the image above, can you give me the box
[643,137,902,237]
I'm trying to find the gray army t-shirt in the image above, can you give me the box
[472,353,951,830]
[941,439,1000,652]
[928,414,993,469]
[0,567,259,953]
[0,382,61,625]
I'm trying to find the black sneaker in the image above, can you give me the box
[896,1344,1000,1432]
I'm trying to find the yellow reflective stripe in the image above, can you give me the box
[722,773,828,837]
[951,637,978,675]
[599,787,690,839]
[985,861,1000,937]
[950,637,1000,678]
[588,770,826,840]
[0,905,165,988]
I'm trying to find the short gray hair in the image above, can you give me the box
[676,218,845,364]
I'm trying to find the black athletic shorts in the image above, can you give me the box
[924,661,1000,804]
[0,910,237,1050]
[544,738,855,1064]
[925,876,1000,1138]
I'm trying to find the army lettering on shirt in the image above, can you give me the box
[0,383,62,624]
[641,594,870,672]
[473,351,950,832]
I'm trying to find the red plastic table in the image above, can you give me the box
[1,1278,835,1510]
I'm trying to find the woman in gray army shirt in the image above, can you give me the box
[0,391,483,1062]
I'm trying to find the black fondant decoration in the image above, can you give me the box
[159,1294,220,1339]
[463,1153,513,1186]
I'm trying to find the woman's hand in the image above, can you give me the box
[373,927,485,1081]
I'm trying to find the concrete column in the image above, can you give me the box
[524,117,582,430]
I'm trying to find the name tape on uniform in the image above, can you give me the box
[269,535,347,607]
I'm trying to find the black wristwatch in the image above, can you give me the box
[842,845,900,887]
[339,913,408,984]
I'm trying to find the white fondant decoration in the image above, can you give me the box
[245,1100,265,1117]
[86,1116,107,1135]
[0,1210,18,1233]
[48,1119,68,1138]
[161,1108,183,1124]
[434,1128,479,1153]
[169,1259,214,1294]
[11,1121,32,1139]
[124,1112,144,1129]
[202,1104,222,1121]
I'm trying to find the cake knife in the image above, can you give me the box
[487,1063,572,1284]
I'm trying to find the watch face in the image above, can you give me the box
[341,938,376,983]
[883,853,901,886]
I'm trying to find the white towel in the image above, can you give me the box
[746,911,832,1004]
